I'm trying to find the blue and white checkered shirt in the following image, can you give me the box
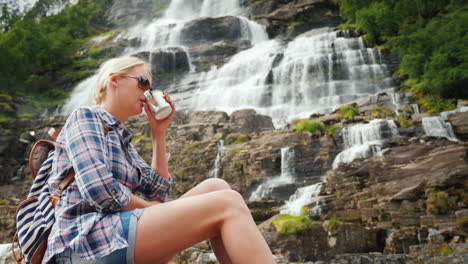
[43,106,172,263]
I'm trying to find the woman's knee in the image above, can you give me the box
[217,189,250,216]
[202,178,231,192]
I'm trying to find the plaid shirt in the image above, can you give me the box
[43,106,172,263]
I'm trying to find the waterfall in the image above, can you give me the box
[332,119,399,168]
[61,76,97,114]
[208,140,226,178]
[191,27,396,126]
[248,147,295,201]
[61,0,269,114]
[422,116,458,142]
[280,182,323,216]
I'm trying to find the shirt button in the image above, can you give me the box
[111,189,116,194]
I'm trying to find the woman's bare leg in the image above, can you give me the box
[134,189,274,264]
[179,178,232,263]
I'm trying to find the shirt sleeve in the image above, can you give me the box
[64,107,132,213]
[129,146,173,202]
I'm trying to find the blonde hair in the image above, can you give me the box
[94,56,152,105]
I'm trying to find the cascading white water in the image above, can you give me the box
[280,182,323,216]
[61,0,268,114]
[248,147,295,201]
[422,116,458,142]
[208,140,226,178]
[60,76,97,114]
[332,119,399,168]
[191,27,396,126]
[164,0,242,21]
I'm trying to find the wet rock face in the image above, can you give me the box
[448,111,468,140]
[180,16,244,46]
[229,109,275,133]
[246,0,341,38]
[104,0,154,28]
[259,218,382,262]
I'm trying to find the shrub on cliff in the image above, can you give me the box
[337,105,357,121]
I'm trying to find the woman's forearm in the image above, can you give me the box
[121,194,151,211]
[151,131,170,180]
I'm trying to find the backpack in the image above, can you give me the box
[12,123,108,264]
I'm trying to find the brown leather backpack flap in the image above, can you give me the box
[29,140,55,179]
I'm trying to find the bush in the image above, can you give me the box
[296,119,325,134]
[337,105,357,121]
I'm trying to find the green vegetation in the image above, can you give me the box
[426,190,449,215]
[438,242,454,254]
[227,147,244,155]
[327,125,339,136]
[272,215,314,235]
[353,184,363,191]
[296,119,325,134]
[333,0,468,113]
[180,142,201,155]
[0,199,8,205]
[397,114,411,128]
[360,194,369,200]
[370,107,393,118]
[0,0,111,118]
[327,217,341,231]
[380,213,389,222]
[337,105,357,121]
[254,0,271,6]
[224,133,250,145]
[335,24,359,31]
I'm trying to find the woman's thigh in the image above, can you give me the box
[179,178,231,199]
[134,189,247,264]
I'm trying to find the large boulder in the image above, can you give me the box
[248,0,341,38]
[229,109,275,134]
[180,16,244,46]
[448,111,468,141]
[104,0,155,28]
[189,40,251,72]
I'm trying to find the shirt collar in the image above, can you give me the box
[92,106,133,144]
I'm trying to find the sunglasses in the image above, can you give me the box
[118,75,152,91]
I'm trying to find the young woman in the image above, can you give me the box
[44,56,275,264]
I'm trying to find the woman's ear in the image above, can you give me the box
[109,74,118,89]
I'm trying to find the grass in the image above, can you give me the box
[272,215,314,235]
[327,125,339,136]
[224,133,250,145]
[296,119,325,134]
[227,147,244,155]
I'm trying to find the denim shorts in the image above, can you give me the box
[55,208,145,264]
